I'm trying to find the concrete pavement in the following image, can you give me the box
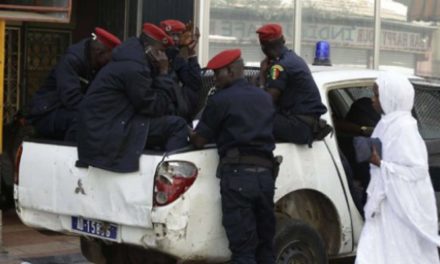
[0,210,89,264]
[0,209,356,264]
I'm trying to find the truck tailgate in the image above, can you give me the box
[17,141,162,229]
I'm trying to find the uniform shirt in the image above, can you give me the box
[196,78,275,158]
[265,46,327,116]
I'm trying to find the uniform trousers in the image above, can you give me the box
[273,113,312,145]
[218,164,276,264]
[31,107,76,141]
[145,115,189,151]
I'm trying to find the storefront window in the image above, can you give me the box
[1,0,69,7]
[206,0,440,73]
[0,0,71,23]
[379,0,440,77]
[209,0,295,66]
[301,0,375,68]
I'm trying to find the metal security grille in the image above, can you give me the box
[25,28,71,99]
[4,27,20,124]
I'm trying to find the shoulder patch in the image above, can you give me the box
[270,64,284,80]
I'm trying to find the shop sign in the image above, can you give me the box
[210,19,431,53]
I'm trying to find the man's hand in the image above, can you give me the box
[259,57,270,86]
[187,26,200,57]
[370,145,381,167]
[261,57,270,72]
[190,131,208,149]
[178,46,190,60]
[148,48,169,75]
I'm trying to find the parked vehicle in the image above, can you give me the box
[14,67,440,263]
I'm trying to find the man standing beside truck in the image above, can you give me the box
[191,49,277,264]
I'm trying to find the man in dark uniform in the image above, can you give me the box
[160,19,202,124]
[191,49,276,264]
[28,28,121,141]
[257,23,328,145]
[77,23,189,173]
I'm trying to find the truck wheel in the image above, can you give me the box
[275,219,328,264]
[105,243,177,264]
[80,237,107,264]
[0,152,14,210]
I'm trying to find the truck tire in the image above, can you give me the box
[275,218,328,264]
[100,243,177,264]
[0,152,14,210]
[80,237,107,264]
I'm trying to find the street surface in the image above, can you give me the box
[0,210,356,264]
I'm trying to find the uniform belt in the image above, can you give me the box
[220,155,274,168]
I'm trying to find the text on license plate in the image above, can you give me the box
[71,216,118,240]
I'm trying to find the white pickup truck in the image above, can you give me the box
[14,68,440,263]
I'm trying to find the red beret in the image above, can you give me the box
[94,27,121,49]
[142,23,174,47]
[256,24,283,42]
[206,49,241,70]
[160,19,186,33]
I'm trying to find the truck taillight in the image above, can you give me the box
[14,144,23,185]
[154,161,198,206]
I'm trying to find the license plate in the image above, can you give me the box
[71,216,118,241]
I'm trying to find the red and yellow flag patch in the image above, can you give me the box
[270,64,284,80]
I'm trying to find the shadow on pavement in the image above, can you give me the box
[21,253,89,264]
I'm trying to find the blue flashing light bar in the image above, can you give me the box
[313,41,332,66]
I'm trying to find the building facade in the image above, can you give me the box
[201,0,440,77]
[3,0,440,123]
[2,0,193,123]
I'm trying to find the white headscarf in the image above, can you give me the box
[365,71,440,245]
[375,71,414,114]
[372,71,427,171]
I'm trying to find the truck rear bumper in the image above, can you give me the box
[17,204,230,262]
[17,207,155,245]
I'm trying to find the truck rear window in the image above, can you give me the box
[329,83,440,140]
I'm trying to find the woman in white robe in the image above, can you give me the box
[355,71,440,264]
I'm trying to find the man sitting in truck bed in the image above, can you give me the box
[257,24,329,146]
[27,28,121,141]
[77,23,189,173]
